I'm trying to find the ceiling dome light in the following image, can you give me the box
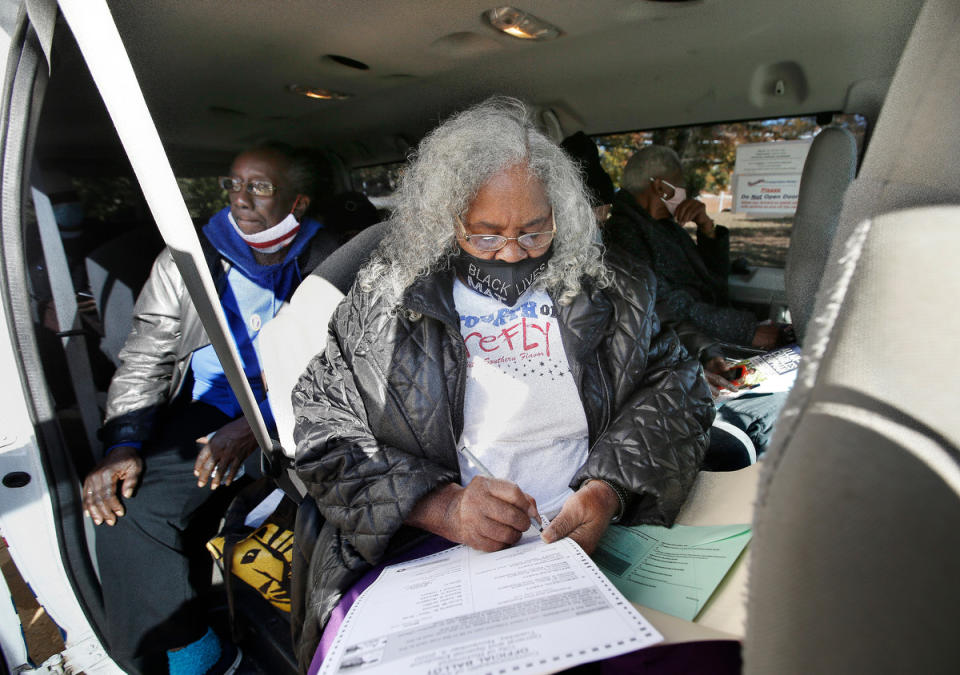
[287,84,351,100]
[484,7,561,41]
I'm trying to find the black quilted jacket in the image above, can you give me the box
[291,256,714,668]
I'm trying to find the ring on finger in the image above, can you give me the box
[210,466,218,478]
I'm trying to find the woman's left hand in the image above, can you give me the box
[541,480,620,554]
[194,417,258,489]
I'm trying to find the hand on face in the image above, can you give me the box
[193,417,258,490]
[673,198,715,234]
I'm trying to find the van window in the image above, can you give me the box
[74,174,224,227]
[594,114,867,267]
[177,176,226,223]
[74,175,143,223]
[352,162,405,199]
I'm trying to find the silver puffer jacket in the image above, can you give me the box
[291,255,715,667]
[100,231,337,447]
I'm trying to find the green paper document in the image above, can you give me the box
[593,523,752,621]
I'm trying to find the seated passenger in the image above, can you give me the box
[603,144,788,350]
[292,97,715,666]
[561,131,615,224]
[82,143,338,675]
[603,145,790,458]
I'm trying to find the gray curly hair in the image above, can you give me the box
[358,96,609,305]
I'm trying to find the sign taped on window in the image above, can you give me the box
[732,140,811,216]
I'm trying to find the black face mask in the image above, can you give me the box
[452,246,553,307]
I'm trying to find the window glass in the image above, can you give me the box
[594,114,866,267]
[74,175,143,223]
[73,174,227,225]
[177,176,225,223]
[351,162,405,199]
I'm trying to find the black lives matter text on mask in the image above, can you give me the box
[459,256,549,306]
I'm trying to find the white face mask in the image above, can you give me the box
[652,178,687,216]
[228,211,300,254]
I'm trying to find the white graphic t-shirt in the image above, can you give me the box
[453,279,589,518]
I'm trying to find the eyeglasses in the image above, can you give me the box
[456,212,556,253]
[218,176,279,197]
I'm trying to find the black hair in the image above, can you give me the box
[560,131,615,206]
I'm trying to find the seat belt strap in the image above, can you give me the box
[58,0,275,459]
[31,182,102,458]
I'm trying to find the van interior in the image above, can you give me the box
[1,0,957,672]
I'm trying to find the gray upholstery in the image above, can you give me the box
[745,0,960,670]
[837,0,960,225]
[745,207,960,674]
[261,222,389,459]
[85,227,164,367]
[785,126,857,343]
[312,221,388,294]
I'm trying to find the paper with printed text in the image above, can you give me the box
[318,537,662,675]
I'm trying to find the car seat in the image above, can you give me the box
[744,0,960,671]
[259,220,390,463]
[784,125,857,344]
[84,225,164,368]
[256,222,390,655]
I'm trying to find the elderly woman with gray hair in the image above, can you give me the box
[292,96,714,667]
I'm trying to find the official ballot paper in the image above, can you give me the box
[318,537,662,675]
[593,524,752,621]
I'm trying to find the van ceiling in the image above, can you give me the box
[43,0,924,171]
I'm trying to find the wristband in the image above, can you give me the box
[106,441,142,455]
[583,478,627,523]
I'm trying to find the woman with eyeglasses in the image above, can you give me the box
[82,143,337,675]
[292,97,715,670]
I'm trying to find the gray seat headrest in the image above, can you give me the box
[746,207,960,674]
[313,221,389,294]
[839,0,960,226]
[785,126,857,343]
[745,2,960,670]
[85,227,164,367]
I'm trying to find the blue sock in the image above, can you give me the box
[167,627,221,675]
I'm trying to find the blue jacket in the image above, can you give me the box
[101,208,338,447]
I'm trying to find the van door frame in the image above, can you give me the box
[0,2,119,671]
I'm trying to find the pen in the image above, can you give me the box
[458,443,543,533]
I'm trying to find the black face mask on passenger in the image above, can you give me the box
[452,246,553,307]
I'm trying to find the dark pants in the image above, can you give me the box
[717,390,789,453]
[704,391,789,471]
[96,400,248,675]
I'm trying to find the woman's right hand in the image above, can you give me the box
[406,478,539,552]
